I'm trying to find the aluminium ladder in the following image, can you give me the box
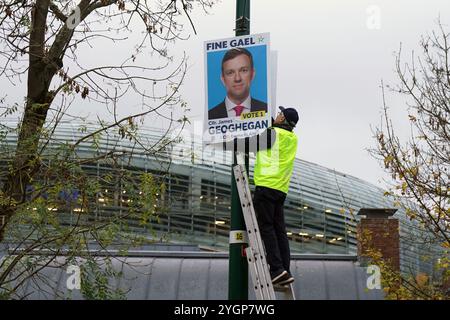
[233,157,295,300]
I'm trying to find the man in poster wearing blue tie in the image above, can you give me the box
[208,47,267,120]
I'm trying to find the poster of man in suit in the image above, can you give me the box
[204,33,271,144]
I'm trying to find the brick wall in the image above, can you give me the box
[357,217,400,271]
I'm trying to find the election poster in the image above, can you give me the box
[203,33,271,144]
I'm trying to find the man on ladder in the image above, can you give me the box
[228,106,299,286]
[252,106,299,286]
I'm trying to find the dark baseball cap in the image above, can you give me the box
[279,106,299,127]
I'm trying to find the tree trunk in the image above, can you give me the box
[0,0,53,241]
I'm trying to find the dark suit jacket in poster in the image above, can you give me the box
[208,98,267,120]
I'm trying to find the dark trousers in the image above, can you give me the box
[253,186,291,277]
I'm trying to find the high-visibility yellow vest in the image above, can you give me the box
[254,127,298,194]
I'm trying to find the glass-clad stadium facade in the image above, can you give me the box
[0,121,438,275]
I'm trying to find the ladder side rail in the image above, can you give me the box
[247,241,273,299]
[246,246,275,300]
[246,247,264,300]
[289,283,296,300]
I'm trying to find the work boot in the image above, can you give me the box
[271,270,288,284]
[277,272,294,285]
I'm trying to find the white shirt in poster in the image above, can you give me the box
[225,95,251,118]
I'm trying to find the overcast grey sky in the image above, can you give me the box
[2,0,449,189]
[176,0,450,188]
